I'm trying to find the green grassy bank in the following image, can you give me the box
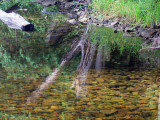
[92,0,160,27]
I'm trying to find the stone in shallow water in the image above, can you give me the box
[127,87,136,92]
[132,91,138,95]
[126,105,138,111]
[95,118,102,120]
[95,77,104,82]
[102,109,118,116]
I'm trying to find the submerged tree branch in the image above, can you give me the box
[26,23,91,104]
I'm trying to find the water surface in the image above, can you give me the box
[0,11,159,120]
[0,66,159,120]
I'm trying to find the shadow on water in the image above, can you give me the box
[0,11,160,119]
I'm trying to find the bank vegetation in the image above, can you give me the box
[92,0,160,27]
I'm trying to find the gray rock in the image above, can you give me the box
[68,19,77,24]
[103,24,109,27]
[97,18,103,23]
[42,1,58,6]
[125,27,134,32]
[96,23,103,27]
[123,33,134,37]
[77,11,85,16]
[67,13,78,19]
[30,0,59,6]
[64,2,73,9]
[110,21,119,26]
[92,18,98,23]
[150,24,160,29]
[119,26,125,31]
[98,23,103,27]
[138,28,155,38]
[102,20,108,24]
[74,8,79,12]
[107,25,115,28]
[137,28,143,33]
[156,31,160,37]
[78,17,89,23]
[92,23,97,26]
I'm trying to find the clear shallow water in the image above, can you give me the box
[0,67,159,120]
[0,11,159,119]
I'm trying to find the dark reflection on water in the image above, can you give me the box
[0,67,159,120]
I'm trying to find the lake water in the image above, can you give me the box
[0,12,159,120]
[0,67,159,120]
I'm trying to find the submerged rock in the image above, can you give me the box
[104,109,118,116]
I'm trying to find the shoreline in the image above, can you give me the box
[30,0,160,44]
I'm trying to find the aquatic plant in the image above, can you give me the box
[0,2,69,79]
[90,26,142,55]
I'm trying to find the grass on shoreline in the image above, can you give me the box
[92,0,160,27]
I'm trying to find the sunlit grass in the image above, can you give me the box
[92,0,160,27]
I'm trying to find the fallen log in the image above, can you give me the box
[0,9,34,32]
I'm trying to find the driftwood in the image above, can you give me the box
[0,9,34,31]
